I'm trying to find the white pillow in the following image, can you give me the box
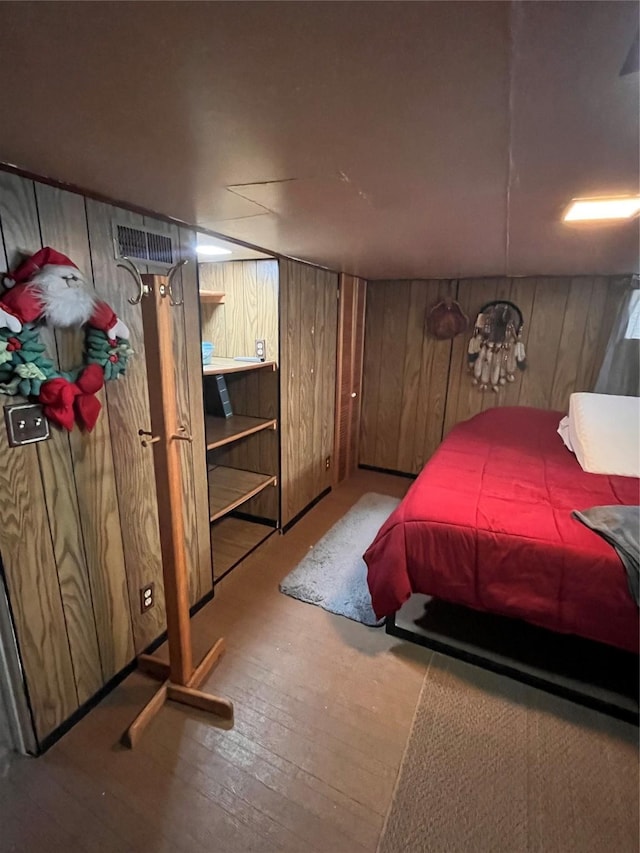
[568,393,640,478]
[557,415,574,452]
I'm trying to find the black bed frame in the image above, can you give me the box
[386,607,639,726]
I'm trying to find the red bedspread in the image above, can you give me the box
[365,407,639,653]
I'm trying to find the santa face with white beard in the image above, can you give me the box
[26,264,97,328]
[0,248,129,340]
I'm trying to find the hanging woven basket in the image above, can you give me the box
[426,298,468,340]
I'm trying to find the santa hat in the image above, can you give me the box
[3,247,81,289]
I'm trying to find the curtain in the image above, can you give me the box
[594,277,640,397]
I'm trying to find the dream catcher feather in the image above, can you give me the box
[467,300,526,392]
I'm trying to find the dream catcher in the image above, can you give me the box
[467,300,526,392]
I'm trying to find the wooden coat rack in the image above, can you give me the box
[120,266,233,748]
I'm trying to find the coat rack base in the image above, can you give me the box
[122,637,233,749]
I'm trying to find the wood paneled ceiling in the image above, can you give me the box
[0,1,637,279]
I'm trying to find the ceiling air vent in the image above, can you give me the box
[113,222,174,267]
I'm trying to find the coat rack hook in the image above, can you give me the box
[167,259,188,307]
[115,246,148,305]
[138,427,161,447]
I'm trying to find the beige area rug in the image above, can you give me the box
[379,654,639,853]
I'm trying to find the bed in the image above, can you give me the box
[364,406,639,654]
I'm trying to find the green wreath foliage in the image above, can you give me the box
[0,323,132,397]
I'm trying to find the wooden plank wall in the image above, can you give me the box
[360,276,629,474]
[279,260,338,527]
[199,260,279,362]
[360,279,456,473]
[0,171,211,745]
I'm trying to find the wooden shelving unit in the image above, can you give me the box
[200,310,280,584]
[199,291,226,304]
[205,415,277,451]
[203,357,276,376]
[207,465,277,522]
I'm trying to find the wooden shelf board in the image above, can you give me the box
[211,517,275,580]
[203,358,277,376]
[199,291,226,304]
[205,415,277,450]
[208,466,277,522]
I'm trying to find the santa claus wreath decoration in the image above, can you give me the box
[0,247,132,432]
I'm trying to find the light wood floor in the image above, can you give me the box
[1,470,431,853]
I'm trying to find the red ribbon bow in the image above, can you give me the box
[40,364,105,432]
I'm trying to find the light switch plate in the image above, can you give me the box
[4,403,50,447]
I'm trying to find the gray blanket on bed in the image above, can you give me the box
[572,506,640,607]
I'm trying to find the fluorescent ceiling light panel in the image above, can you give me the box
[196,244,233,257]
[563,196,640,222]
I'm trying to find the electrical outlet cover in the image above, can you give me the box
[4,404,50,447]
[140,583,155,613]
